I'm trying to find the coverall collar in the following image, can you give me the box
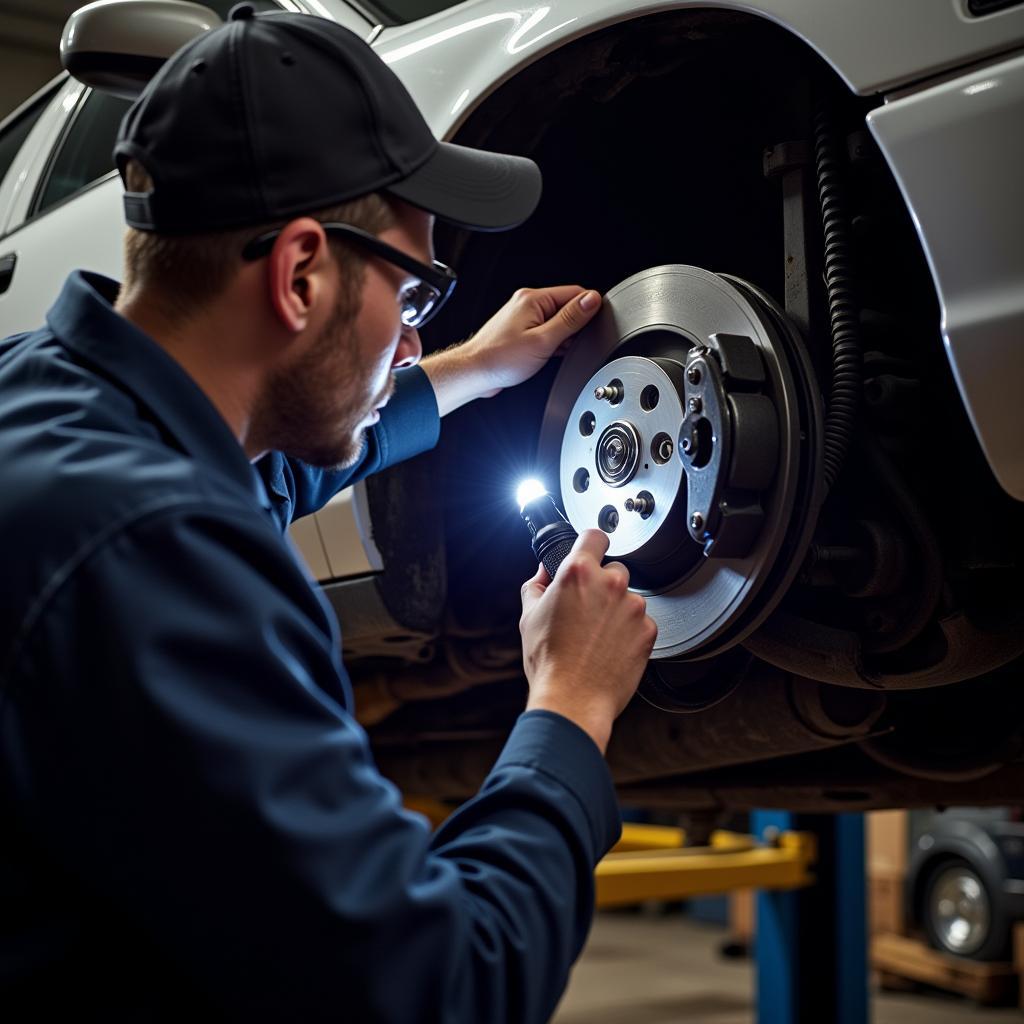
[46,270,272,511]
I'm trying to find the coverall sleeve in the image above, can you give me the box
[255,364,441,526]
[14,502,620,1023]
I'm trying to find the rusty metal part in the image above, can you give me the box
[616,753,1024,813]
[743,608,1024,690]
[374,669,886,798]
[606,671,885,784]
[353,634,522,726]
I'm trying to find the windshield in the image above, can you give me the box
[360,0,467,24]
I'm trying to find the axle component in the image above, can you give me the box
[540,265,823,671]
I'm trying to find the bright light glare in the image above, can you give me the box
[516,478,547,509]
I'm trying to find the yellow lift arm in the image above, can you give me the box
[405,801,817,909]
[596,826,816,908]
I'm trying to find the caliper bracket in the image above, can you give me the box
[681,333,780,557]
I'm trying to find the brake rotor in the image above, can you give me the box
[539,265,823,663]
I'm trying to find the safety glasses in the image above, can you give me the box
[242,221,457,329]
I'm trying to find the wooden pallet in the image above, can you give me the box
[871,933,1018,1007]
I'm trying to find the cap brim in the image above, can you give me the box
[386,141,541,232]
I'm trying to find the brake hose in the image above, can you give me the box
[813,97,861,492]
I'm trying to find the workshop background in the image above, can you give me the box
[4,3,1024,1023]
[0,1,77,120]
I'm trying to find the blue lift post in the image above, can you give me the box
[752,811,868,1024]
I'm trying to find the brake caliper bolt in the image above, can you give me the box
[690,512,704,532]
[688,396,703,414]
[594,385,621,403]
[686,365,702,385]
[658,438,673,461]
[624,496,653,515]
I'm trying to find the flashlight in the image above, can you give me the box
[517,478,578,580]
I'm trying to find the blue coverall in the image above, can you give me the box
[0,271,621,1022]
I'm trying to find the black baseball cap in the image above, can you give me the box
[114,5,541,234]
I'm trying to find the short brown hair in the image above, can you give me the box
[120,160,396,321]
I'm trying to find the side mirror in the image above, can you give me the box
[61,0,222,99]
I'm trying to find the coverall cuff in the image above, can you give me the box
[491,709,623,862]
[376,364,441,466]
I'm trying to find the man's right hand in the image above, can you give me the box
[519,529,658,754]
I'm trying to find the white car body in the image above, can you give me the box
[3,0,1024,807]
[1,0,1022,591]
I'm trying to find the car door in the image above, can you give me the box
[0,10,384,583]
[0,83,131,335]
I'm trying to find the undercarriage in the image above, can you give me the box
[329,10,1024,812]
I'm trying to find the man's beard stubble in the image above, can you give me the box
[251,285,383,470]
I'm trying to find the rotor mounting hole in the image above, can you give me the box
[640,385,660,412]
[598,505,619,533]
[572,468,590,493]
[651,432,674,465]
[579,411,596,437]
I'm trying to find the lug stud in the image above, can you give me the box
[594,384,622,403]
[657,438,673,461]
[624,496,653,515]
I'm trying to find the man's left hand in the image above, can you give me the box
[421,286,602,417]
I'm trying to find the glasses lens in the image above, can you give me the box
[400,281,440,328]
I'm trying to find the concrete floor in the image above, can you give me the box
[554,913,1023,1023]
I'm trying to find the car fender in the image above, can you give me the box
[375,0,1024,139]
[376,2,1024,501]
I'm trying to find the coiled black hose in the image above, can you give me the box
[813,98,861,492]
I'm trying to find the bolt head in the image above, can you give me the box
[690,512,704,531]
[680,436,693,454]
[688,396,703,414]
[686,365,702,385]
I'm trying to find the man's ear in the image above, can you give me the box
[265,218,333,333]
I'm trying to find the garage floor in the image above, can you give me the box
[553,913,1023,1023]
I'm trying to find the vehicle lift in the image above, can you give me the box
[408,800,868,1024]
[598,811,868,1024]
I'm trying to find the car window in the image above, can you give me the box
[362,0,465,22]
[204,0,283,17]
[33,90,133,218]
[0,90,54,197]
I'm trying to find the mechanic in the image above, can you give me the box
[0,7,658,1023]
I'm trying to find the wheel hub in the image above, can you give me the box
[539,265,823,677]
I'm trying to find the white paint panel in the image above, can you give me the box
[288,514,332,579]
[317,485,383,579]
[376,0,1024,140]
[869,51,1024,501]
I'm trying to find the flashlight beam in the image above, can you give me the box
[516,478,547,510]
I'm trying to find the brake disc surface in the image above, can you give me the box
[539,265,822,661]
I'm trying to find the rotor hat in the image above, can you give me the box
[115,8,541,234]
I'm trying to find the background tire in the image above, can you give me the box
[923,858,1009,961]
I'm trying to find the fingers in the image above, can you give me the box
[573,528,610,564]
[538,289,602,348]
[520,560,551,616]
[603,559,630,590]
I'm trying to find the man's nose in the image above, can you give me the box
[393,324,422,369]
